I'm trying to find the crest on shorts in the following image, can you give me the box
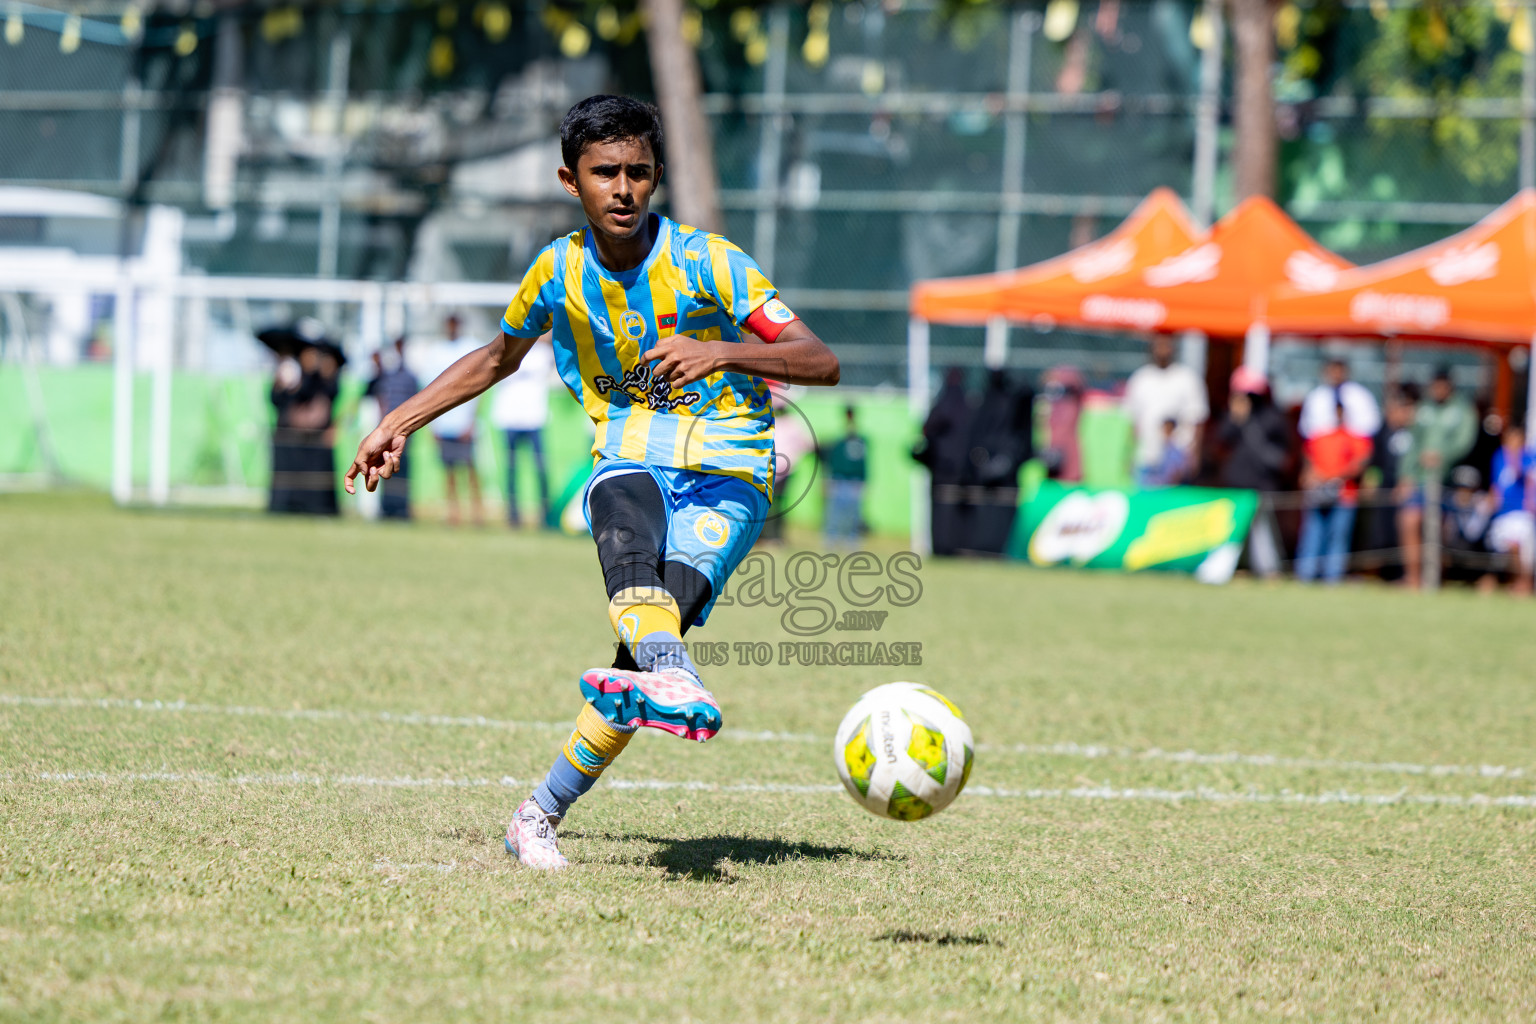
[619,309,648,340]
[694,512,731,548]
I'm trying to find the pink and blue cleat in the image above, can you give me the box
[579,666,723,742]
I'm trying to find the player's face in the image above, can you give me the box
[559,138,660,240]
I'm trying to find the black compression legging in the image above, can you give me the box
[587,471,714,670]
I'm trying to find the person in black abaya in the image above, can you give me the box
[960,369,1035,554]
[916,368,973,555]
[269,341,343,515]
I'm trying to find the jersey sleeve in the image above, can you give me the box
[702,236,797,341]
[500,245,560,339]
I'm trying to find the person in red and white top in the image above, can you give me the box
[1295,398,1373,583]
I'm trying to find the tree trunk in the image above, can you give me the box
[640,0,723,231]
[1227,0,1277,200]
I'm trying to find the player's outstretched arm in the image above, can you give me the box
[644,321,840,389]
[345,331,534,494]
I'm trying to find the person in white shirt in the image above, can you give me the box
[1299,357,1381,440]
[490,335,556,527]
[425,314,485,526]
[1123,335,1209,488]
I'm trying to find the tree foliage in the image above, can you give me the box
[1280,0,1526,187]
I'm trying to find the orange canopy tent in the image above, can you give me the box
[1262,189,1536,427]
[1265,190,1536,347]
[908,187,1199,328]
[1088,194,1354,338]
[908,192,1351,339]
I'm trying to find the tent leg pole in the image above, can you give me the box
[908,316,931,557]
[1527,335,1536,438]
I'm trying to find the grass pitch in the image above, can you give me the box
[2,493,1534,1022]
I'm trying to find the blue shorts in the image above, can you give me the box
[582,458,769,627]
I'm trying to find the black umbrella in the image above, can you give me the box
[256,317,345,366]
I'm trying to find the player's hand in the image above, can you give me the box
[344,425,408,494]
[643,336,719,389]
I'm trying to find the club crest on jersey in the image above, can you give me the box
[694,511,731,548]
[763,297,795,324]
[619,309,648,340]
[592,364,700,412]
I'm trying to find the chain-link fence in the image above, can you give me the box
[3,2,1535,422]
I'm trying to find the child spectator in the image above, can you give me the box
[1295,401,1372,583]
[1483,422,1536,595]
[1138,418,1188,489]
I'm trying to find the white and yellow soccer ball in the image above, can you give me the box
[834,682,974,820]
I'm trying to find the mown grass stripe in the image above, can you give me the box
[7,768,1536,809]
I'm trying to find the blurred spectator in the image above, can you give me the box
[1216,367,1290,577]
[1443,465,1492,585]
[1141,419,1189,488]
[1396,367,1477,588]
[1483,422,1536,595]
[820,405,868,547]
[1460,406,1506,487]
[491,336,555,528]
[1040,365,1084,482]
[269,339,342,516]
[1295,400,1372,583]
[915,368,973,556]
[1124,335,1207,488]
[425,314,485,527]
[1361,383,1419,577]
[1216,366,1290,491]
[363,337,419,520]
[1299,356,1381,440]
[962,369,1034,554]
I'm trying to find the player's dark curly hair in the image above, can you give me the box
[559,95,664,170]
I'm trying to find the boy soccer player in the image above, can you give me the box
[344,96,840,869]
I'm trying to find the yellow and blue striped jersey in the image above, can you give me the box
[501,214,780,496]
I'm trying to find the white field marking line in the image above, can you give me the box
[986,741,1530,780]
[6,769,1536,809]
[5,692,1530,782]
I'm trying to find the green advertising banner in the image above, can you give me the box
[1010,481,1259,584]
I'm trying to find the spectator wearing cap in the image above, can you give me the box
[1299,356,1381,441]
[1215,366,1291,577]
[1296,398,1373,583]
[1396,367,1477,588]
[1483,421,1536,595]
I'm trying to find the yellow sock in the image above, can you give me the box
[608,586,683,663]
[561,703,635,777]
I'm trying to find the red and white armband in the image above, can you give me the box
[743,297,799,342]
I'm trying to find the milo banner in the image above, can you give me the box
[1010,482,1259,583]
